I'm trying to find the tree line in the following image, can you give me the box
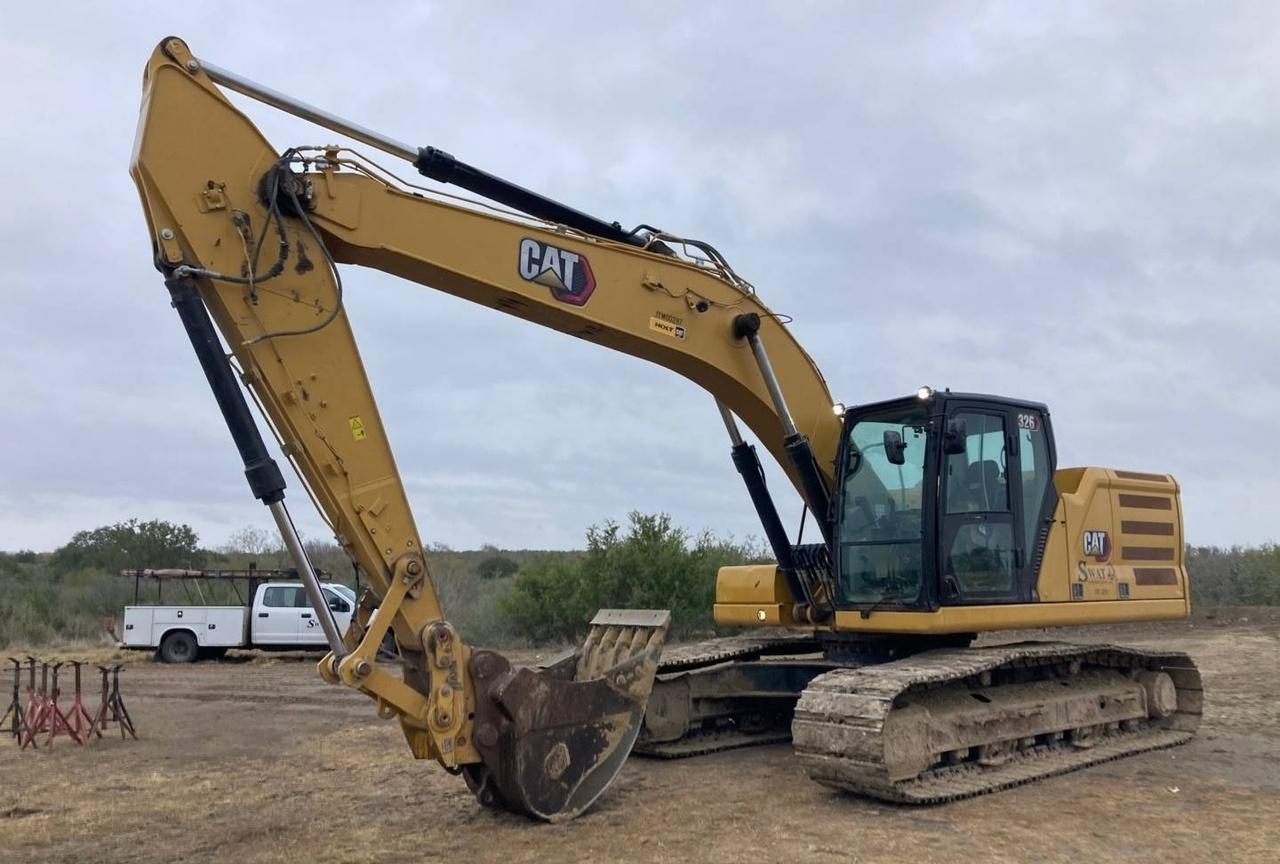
[0,516,1276,648]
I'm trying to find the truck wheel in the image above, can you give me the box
[159,630,198,663]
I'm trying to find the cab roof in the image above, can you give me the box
[846,390,1051,417]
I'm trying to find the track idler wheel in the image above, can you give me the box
[464,609,671,822]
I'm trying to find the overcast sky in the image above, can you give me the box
[1,2,1276,553]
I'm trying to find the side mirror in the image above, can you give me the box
[943,418,968,455]
[883,430,907,466]
[327,597,347,613]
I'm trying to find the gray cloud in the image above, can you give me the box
[0,2,1275,551]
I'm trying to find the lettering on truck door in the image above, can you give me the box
[297,589,325,645]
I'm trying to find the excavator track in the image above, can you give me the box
[792,641,1202,804]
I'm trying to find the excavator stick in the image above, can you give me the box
[465,610,671,821]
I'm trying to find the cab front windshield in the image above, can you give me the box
[836,404,929,607]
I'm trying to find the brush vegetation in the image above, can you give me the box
[1,516,1276,648]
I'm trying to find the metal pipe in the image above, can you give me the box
[196,56,647,248]
[715,400,745,447]
[269,500,347,658]
[714,400,807,601]
[198,59,418,164]
[744,333,800,439]
[732,314,833,545]
[163,272,346,658]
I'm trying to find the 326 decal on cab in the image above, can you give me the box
[518,238,596,306]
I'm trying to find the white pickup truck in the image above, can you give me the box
[121,581,359,662]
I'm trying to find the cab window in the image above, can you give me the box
[945,413,1009,513]
[942,411,1014,597]
[322,589,350,613]
[836,404,929,606]
[947,522,1015,594]
[1018,413,1052,552]
[262,586,302,608]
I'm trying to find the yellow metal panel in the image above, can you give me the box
[716,565,792,604]
[1037,466,1188,608]
[714,565,797,626]
[714,603,794,627]
[833,599,1189,634]
[1036,509,1071,601]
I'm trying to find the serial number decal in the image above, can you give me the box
[649,315,686,340]
[1017,413,1040,432]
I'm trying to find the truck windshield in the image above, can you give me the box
[836,404,929,607]
[332,584,356,603]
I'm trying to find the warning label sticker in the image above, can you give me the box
[348,415,367,441]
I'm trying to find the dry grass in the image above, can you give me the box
[2,637,134,666]
[2,618,1279,863]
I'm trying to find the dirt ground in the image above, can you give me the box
[2,611,1278,864]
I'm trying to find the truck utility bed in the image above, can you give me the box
[122,605,247,648]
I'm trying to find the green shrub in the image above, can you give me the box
[501,512,761,644]
[477,555,520,581]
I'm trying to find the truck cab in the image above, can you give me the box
[254,582,356,646]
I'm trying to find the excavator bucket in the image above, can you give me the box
[464,609,671,821]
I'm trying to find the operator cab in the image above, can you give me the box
[833,388,1058,613]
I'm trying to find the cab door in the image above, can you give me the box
[937,401,1057,604]
[255,584,305,643]
[937,404,1021,604]
[295,588,351,646]
[1010,406,1057,596]
[296,589,325,645]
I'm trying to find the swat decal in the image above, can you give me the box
[1083,529,1111,562]
[1076,561,1116,582]
[518,238,596,306]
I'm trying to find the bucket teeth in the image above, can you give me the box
[466,608,671,821]
[577,610,670,681]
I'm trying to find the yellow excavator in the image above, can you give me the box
[129,37,1201,820]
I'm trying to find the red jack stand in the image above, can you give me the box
[66,661,97,741]
[89,664,136,740]
[19,660,49,750]
[40,662,83,747]
[2,658,29,742]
